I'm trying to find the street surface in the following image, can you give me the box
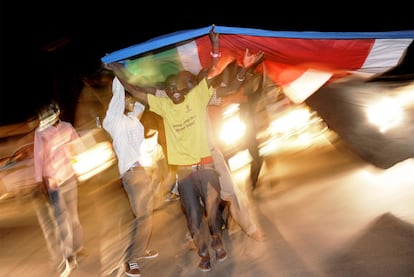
[1,136,414,277]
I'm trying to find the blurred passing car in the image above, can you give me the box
[306,75,414,169]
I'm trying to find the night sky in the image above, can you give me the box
[1,1,413,125]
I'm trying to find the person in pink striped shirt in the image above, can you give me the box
[34,100,84,277]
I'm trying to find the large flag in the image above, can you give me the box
[101,25,414,103]
[101,26,414,169]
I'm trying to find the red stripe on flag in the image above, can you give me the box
[196,34,375,85]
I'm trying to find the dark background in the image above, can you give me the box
[1,1,414,125]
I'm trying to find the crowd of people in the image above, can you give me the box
[32,25,268,277]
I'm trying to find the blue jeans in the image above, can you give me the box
[177,167,223,258]
[121,165,155,262]
[48,176,83,260]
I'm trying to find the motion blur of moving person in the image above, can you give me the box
[5,134,67,276]
[201,49,266,239]
[33,101,85,277]
[105,24,264,272]
[102,79,159,277]
[208,60,265,192]
[235,63,265,191]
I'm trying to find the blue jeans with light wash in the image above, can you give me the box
[48,175,84,260]
[121,165,155,263]
[177,167,224,258]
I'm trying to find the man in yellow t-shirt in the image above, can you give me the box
[106,29,264,271]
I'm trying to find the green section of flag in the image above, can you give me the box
[125,47,185,87]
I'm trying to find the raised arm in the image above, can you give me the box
[121,79,150,105]
[214,48,264,98]
[203,24,264,97]
[209,24,220,72]
[104,62,152,104]
[194,24,221,82]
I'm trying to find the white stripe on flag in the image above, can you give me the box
[360,39,413,74]
[177,41,203,75]
[283,69,333,104]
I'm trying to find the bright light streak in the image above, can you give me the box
[219,104,246,145]
[219,117,246,145]
[71,142,116,182]
[366,97,403,133]
[258,105,328,156]
[396,84,414,107]
[228,149,252,171]
[222,103,240,117]
[365,84,414,133]
[268,106,312,135]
